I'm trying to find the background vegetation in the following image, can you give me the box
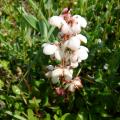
[0,0,120,119]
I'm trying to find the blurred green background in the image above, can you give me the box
[0,0,120,119]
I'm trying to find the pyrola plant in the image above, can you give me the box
[42,8,89,95]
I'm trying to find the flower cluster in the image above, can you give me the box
[42,8,88,94]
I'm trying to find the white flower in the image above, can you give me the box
[49,16,65,28]
[73,15,87,28]
[54,48,64,61]
[51,68,63,84]
[70,62,79,68]
[64,34,87,51]
[42,43,64,61]
[68,77,83,92]
[64,68,73,80]
[42,43,57,55]
[64,36,80,51]
[51,77,60,84]
[61,22,72,34]
[77,46,89,61]
[77,34,87,43]
[52,68,63,78]
[70,46,89,64]
[71,23,81,34]
[68,83,75,92]
[50,68,73,84]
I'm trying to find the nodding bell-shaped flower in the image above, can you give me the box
[64,68,73,80]
[54,47,64,61]
[68,77,83,92]
[73,46,89,62]
[42,43,64,61]
[73,15,87,28]
[49,16,65,28]
[61,22,72,34]
[42,43,57,55]
[69,46,89,68]
[64,34,87,51]
[50,68,73,84]
[77,46,89,61]
[51,68,63,84]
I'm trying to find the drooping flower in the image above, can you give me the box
[69,46,89,68]
[49,16,65,28]
[73,15,87,28]
[42,43,64,61]
[64,34,87,51]
[68,77,83,92]
[46,67,73,84]
[42,43,57,55]
[77,46,89,61]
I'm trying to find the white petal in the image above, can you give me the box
[45,71,52,78]
[43,44,57,55]
[66,36,81,51]
[69,69,73,75]
[51,77,60,84]
[55,48,64,61]
[73,78,83,87]
[76,34,87,43]
[78,46,89,60]
[49,16,65,28]
[73,80,81,86]
[79,52,88,60]
[71,23,81,34]
[71,62,78,68]
[70,52,78,62]
[52,68,63,78]
[64,69,73,80]
[61,22,72,34]
[80,46,89,52]
[68,83,75,92]
[73,15,87,28]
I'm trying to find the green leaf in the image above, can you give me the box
[53,114,60,120]
[38,21,48,39]
[0,80,4,89]
[61,113,73,120]
[76,113,84,120]
[23,14,39,31]
[28,0,48,26]
[29,97,41,108]
[44,113,51,120]
[12,85,21,95]
[27,109,38,120]
[18,7,39,31]
[5,111,27,120]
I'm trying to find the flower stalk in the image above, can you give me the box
[42,8,89,94]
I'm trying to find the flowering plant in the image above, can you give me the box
[42,8,88,95]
